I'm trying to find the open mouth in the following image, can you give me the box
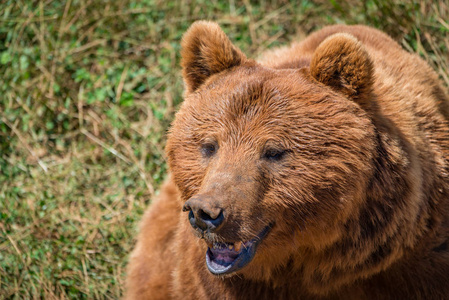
[205,225,272,275]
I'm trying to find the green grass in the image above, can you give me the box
[0,0,448,298]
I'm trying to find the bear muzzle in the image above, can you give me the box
[182,194,273,276]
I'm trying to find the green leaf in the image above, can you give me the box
[0,51,12,64]
[119,92,134,107]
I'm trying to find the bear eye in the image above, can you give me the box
[201,143,217,158]
[263,148,288,161]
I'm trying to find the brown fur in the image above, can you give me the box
[126,21,449,299]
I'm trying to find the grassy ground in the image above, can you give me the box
[0,0,448,298]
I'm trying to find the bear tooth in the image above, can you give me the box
[234,241,242,252]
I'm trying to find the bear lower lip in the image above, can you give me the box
[205,224,272,275]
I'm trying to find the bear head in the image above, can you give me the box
[166,21,418,292]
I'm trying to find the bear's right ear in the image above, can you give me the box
[310,33,374,109]
[181,21,247,93]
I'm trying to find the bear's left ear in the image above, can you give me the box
[181,21,247,93]
[310,33,374,104]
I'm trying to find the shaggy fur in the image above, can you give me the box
[126,21,449,299]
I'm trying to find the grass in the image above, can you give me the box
[0,0,448,298]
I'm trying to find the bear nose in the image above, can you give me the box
[183,198,224,232]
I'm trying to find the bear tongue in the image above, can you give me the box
[209,247,239,264]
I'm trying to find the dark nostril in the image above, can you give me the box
[199,209,224,229]
[199,209,214,221]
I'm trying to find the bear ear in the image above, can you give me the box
[310,33,374,104]
[181,21,247,93]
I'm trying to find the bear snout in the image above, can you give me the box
[183,197,225,233]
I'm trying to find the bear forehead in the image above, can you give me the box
[180,65,367,130]
[185,66,328,117]
[194,65,318,102]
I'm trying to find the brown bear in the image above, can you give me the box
[125,21,449,299]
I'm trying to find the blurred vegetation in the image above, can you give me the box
[0,0,448,298]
